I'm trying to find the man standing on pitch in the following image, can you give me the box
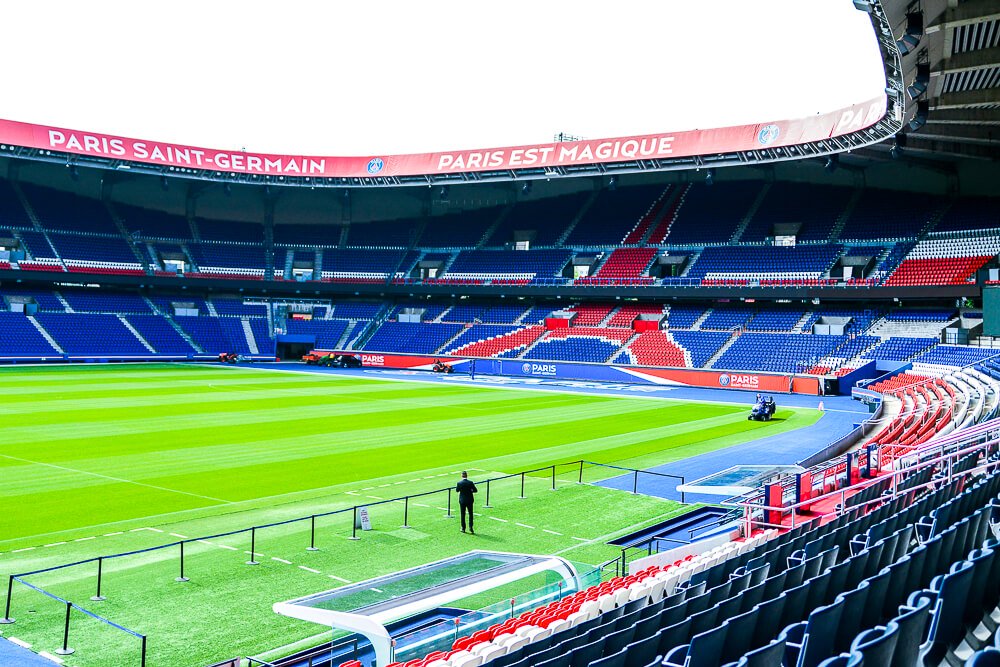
[456,471,478,534]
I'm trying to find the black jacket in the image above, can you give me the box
[456,478,478,505]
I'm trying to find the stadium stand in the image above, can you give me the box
[576,248,657,285]
[660,182,760,244]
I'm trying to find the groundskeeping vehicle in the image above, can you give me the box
[748,395,777,421]
[303,352,362,368]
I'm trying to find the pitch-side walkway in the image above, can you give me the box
[253,363,871,505]
[0,637,60,666]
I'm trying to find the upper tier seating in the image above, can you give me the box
[700,305,755,331]
[0,311,60,355]
[16,230,59,261]
[34,312,149,355]
[174,316,247,355]
[2,288,66,311]
[443,250,570,283]
[272,223,343,246]
[745,309,807,332]
[885,232,999,286]
[577,248,656,285]
[196,218,264,243]
[321,248,405,281]
[419,208,503,248]
[663,182,761,244]
[345,219,418,248]
[838,188,943,241]
[0,180,32,230]
[286,319,349,348]
[932,196,999,233]
[116,204,192,239]
[686,245,842,283]
[742,183,852,242]
[362,322,464,354]
[564,184,666,246]
[212,299,269,317]
[49,234,142,268]
[190,244,267,276]
[21,184,120,234]
[486,193,589,247]
[444,325,520,353]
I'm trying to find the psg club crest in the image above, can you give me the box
[718,373,731,387]
[366,157,384,174]
[521,363,532,374]
[757,125,780,146]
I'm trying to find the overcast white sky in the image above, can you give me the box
[0,1,886,156]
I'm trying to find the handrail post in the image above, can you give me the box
[1,575,15,623]
[140,635,147,667]
[484,479,492,508]
[579,460,584,484]
[55,601,74,655]
[176,541,189,582]
[307,515,319,551]
[633,470,639,495]
[247,528,260,564]
[403,497,411,528]
[551,465,556,491]
[446,489,453,518]
[91,557,106,601]
[520,472,526,499]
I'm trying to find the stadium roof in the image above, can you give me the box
[863,0,1000,163]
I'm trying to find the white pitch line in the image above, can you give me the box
[329,575,351,583]
[489,517,508,523]
[571,537,589,542]
[147,528,164,533]
[543,529,563,536]
[299,566,320,574]
[74,536,96,542]
[11,547,35,553]
[43,542,66,548]
[272,557,292,565]
[370,587,383,593]
[197,539,214,546]
[361,487,375,491]
[169,533,188,539]
[217,545,238,551]
[515,523,535,529]
[103,532,124,537]
[366,495,383,500]
[413,502,429,508]
[7,637,31,648]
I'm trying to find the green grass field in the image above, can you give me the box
[0,364,819,667]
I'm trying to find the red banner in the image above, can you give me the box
[0,95,885,179]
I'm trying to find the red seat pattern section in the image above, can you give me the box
[577,248,657,285]
[606,304,666,328]
[450,325,544,357]
[885,256,991,286]
[542,326,634,344]
[566,304,615,326]
[623,331,687,366]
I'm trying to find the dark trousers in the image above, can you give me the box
[460,502,474,531]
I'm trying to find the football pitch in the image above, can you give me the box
[0,364,819,667]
